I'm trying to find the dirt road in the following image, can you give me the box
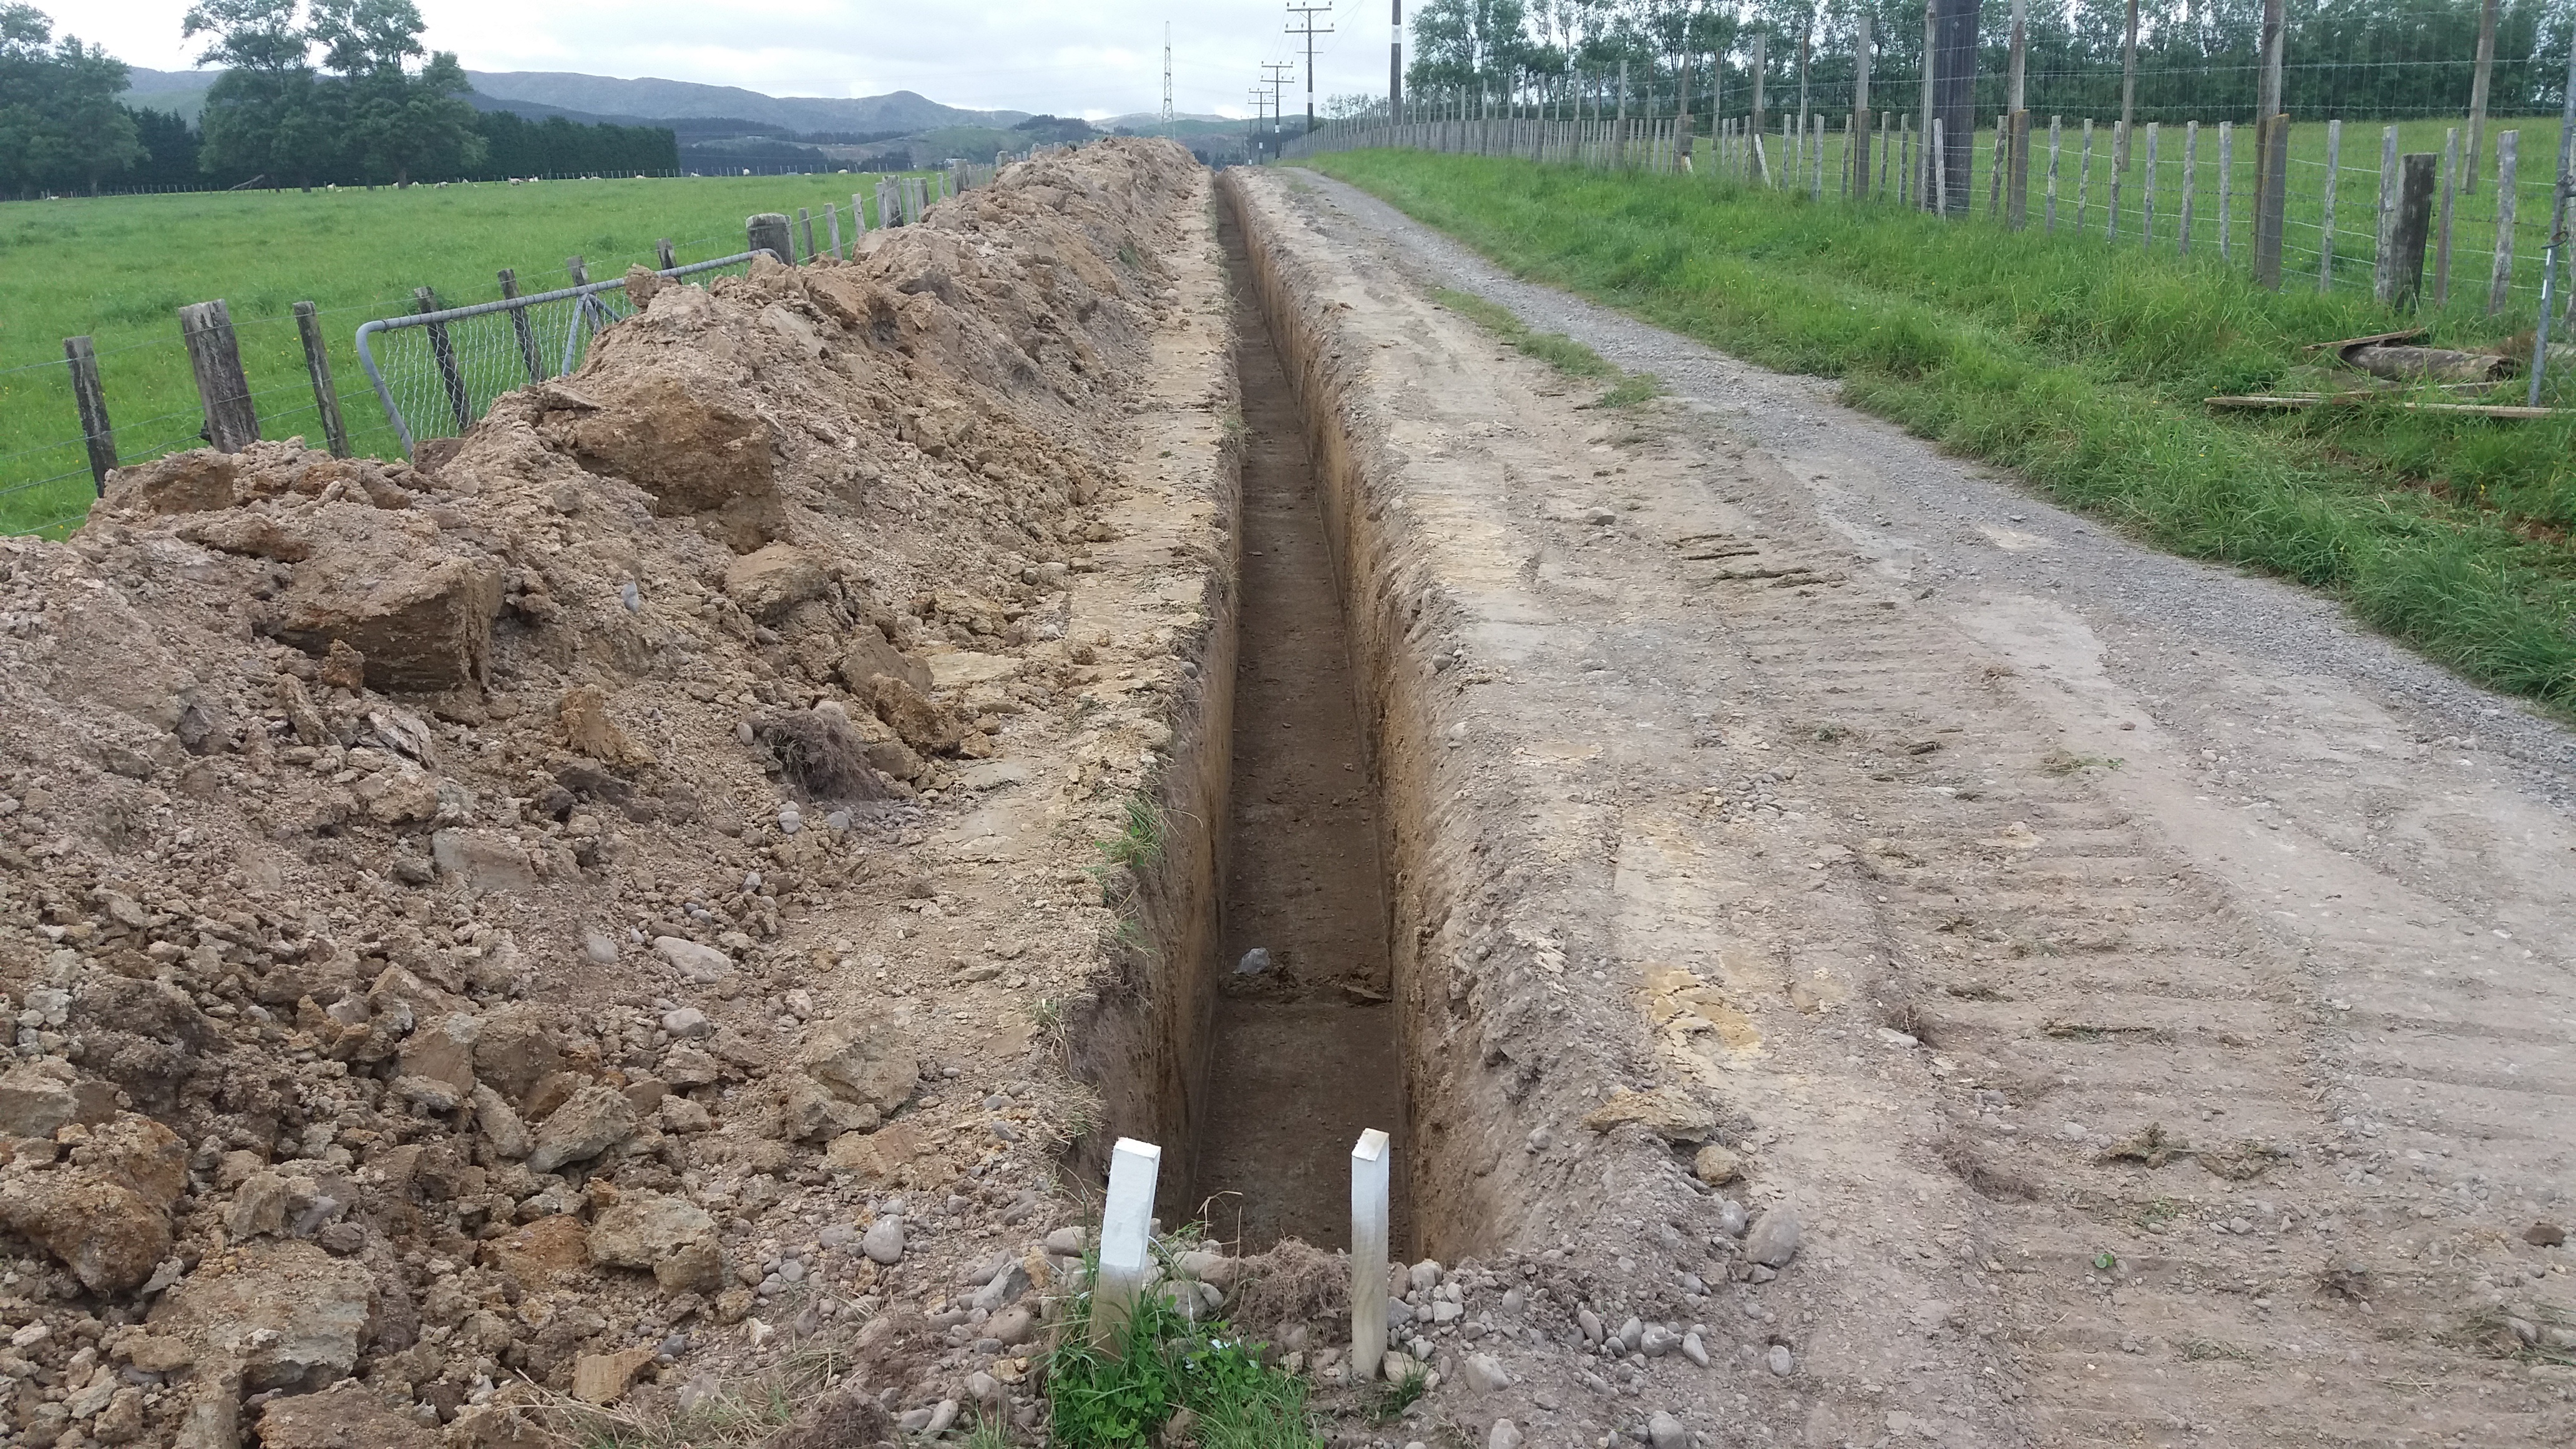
[1234,167,2576,1447]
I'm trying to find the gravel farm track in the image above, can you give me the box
[1223,165,2576,1448]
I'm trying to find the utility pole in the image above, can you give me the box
[1287,2,1334,135]
[1249,87,1268,162]
[1263,59,1295,153]
[1162,22,1174,139]
[1390,0,1403,121]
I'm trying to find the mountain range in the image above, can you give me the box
[117,66,1029,135]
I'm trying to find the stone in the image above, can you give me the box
[1647,1412,1687,1449]
[1692,1144,1741,1186]
[1382,1350,1417,1383]
[1581,1086,1714,1143]
[1640,1325,1679,1357]
[0,1058,81,1138]
[724,542,828,620]
[1616,1315,1643,1352]
[525,1085,638,1173]
[1234,947,1274,976]
[225,1170,291,1239]
[399,1011,481,1093]
[656,1238,727,1295]
[472,1084,532,1158]
[655,935,733,983]
[558,685,655,769]
[1488,1419,1524,1449]
[987,1303,1035,1345]
[1766,1344,1795,1377]
[0,1114,187,1292]
[255,1379,438,1449]
[1043,1226,1087,1256]
[1577,1306,1603,1344]
[659,1095,712,1133]
[661,1006,713,1040]
[1713,1198,1749,1238]
[1461,1352,1513,1392]
[572,1344,659,1405]
[472,1004,561,1102]
[2529,1220,2568,1248]
[582,930,620,965]
[431,829,539,894]
[356,764,442,824]
[490,1214,593,1290]
[801,1015,919,1115]
[838,630,932,693]
[859,673,965,754]
[92,1387,146,1445]
[927,651,1022,689]
[120,1332,193,1373]
[590,1191,719,1270]
[1409,1259,1443,1292]
[268,504,502,691]
[565,369,775,515]
[1681,1332,1710,1368]
[149,1239,373,1392]
[970,1259,1030,1312]
[862,1214,905,1264]
[1744,1208,1801,1269]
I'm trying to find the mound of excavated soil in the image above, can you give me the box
[0,139,1234,1447]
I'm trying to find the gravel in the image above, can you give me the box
[1288,169,2576,808]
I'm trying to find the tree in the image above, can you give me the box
[0,4,143,193]
[185,0,482,186]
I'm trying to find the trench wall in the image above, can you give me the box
[1216,170,1511,1258]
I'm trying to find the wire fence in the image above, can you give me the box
[2,162,1006,540]
[1297,16,2576,368]
[357,251,766,455]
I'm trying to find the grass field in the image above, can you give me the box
[1708,112,2574,312]
[0,173,932,535]
[1300,146,2576,713]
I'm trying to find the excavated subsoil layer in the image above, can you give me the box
[1190,211,1404,1254]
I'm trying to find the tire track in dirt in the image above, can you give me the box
[1257,167,2576,1447]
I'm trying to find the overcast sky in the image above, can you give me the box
[71,1,1399,120]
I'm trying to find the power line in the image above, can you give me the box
[1286,2,1334,135]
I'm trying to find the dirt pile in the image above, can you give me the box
[0,139,1231,1446]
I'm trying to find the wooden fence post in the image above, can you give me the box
[2321,120,2343,292]
[2391,153,2437,311]
[567,255,590,286]
[2254,114,2290,291]
[2218,122,2233,260]
[177,300,258,453]
[64,337,115,494]
[292,301,349,458]
[2436,128,2459,307]
[2180,122,2197,254]
[656,238,676,270]
[2079,119,2094,232]
[747,213,792,261]
[2008,110,2031,229]
[2490,131,2519,315]
[2373,125,2399,305]
[797,207,817,263]
[499,269,545,383]
[851,192,869,235]
[2107,120,2124,238]
[2142,122,2159,245]
[824,203,843,260]
[416,287,472,434]
[2046,116,2061,233]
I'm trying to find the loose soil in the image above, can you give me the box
[1190,210,1402,1255]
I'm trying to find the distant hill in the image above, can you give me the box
[1099,112,1237,132]
[462,73,1024,134]
[115,66,1026,138]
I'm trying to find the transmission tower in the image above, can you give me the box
[1161,22,1174,139]
[1286,2,1333,135]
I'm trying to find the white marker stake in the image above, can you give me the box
[1350,1128,1392,1381]
[1092,1137,1162,1351]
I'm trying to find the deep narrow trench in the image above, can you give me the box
[1191,208,1409,1253]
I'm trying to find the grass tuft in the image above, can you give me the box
[1043,1236,1321,1449]
[1304,150,2576,714]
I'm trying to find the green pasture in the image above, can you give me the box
[1300,145,2576,713]
[0,172,931,535]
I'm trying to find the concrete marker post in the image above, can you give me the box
[1091,1138,1162,1352]
[1351,1128,1391,1382]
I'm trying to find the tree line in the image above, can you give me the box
[0,0,674,197]
[1407,1,2576,122]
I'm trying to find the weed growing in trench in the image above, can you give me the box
[1367,1362,1430,1422]
[1044,1241,1322,1449]
[1430,284,1661,407]
[1098,792,1168,872]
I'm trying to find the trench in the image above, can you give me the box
[1186,203,1410,1254]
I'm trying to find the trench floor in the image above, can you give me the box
[1191,214,1407,1253]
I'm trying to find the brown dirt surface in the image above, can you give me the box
[0,139,1253,1447]
[1223,164,2576,1448]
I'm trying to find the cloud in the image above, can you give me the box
[77,0,1395,119]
